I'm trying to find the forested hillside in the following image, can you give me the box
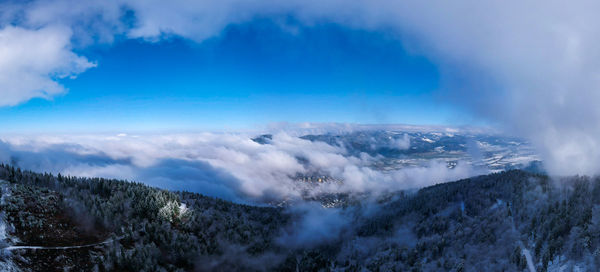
[1,164,600,271]
[0,164,288,271]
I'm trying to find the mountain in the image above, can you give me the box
[300,130,540,172]
[1,164,599,271]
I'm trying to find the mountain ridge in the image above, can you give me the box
[1,164,599,271]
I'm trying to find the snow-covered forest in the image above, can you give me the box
[1,164,599,271]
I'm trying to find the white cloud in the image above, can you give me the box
[118,0,600,176]
[113,0,600,176]
[391,134,410,150]
[1,0,600,175]
[0,133,477,202]
[0,25,95,106]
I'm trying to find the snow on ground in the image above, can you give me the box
[421,137,434,143]
[521,247,536,272]
[4,237,118,251]
[490,199,504,210]
[0,180,9,241]
[0,221,6,241]
[0,260,20,272]
[546,257,589,272]
[0,181,20,271]
[178,203,188,217]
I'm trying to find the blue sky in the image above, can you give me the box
[2,0,599,177]
[0,19,470,133]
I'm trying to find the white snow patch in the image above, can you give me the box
[0,260,20,272]
[521,248,536,272]
[421,137,434,143]
[178,203,188,217]
[490,199,504,210]
[0,222,6,241]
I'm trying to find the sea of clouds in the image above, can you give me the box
[2,0,600,177]
[3,0,600,179]
[0,131,479,203]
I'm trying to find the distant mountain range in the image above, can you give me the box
[256,130,541,173]
[300,131,541,171]
[253,130,544,208]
